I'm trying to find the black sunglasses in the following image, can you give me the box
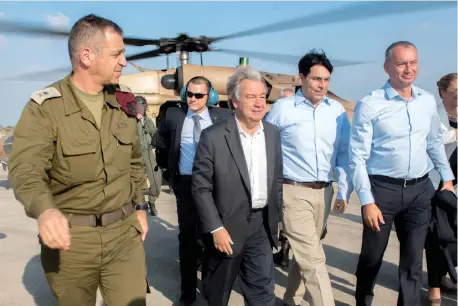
[186,91,207,99]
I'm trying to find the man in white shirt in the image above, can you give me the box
[192,66,283,306]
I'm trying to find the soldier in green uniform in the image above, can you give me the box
[134,95,162,216]
[7,14,150,306]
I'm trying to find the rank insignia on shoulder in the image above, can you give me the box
[30,87,62,105]
[115,91,137,117]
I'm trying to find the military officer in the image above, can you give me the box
[134,95,162,216]
[8,14,150,306]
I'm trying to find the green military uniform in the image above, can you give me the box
[8,74,149,306]
[136,115,162,214]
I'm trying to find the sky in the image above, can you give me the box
[0,0,457,126]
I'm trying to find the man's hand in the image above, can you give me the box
[212,227,233,255]
[441,180,455,193]
[37,208,71,250]
[136,114,144,120]
[332,199,348,213]
[136,210,149,242]
[363,203,385,232]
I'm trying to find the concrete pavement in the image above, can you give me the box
[0,170,456,306]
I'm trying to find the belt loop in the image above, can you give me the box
[404,179,407,188]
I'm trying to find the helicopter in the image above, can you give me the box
[0,1,455,127]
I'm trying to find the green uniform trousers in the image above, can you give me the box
[40,212,148,306]
[142,149,161,204]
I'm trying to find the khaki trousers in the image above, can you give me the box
[282,183,335,306]
[40,212,148,306]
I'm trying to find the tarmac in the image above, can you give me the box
[0,170,456,306]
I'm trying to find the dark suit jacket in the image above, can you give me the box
[429,189,457,283]
[153,105,232,185]
[191,116,283,257]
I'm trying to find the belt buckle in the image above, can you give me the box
[95,215,102,227]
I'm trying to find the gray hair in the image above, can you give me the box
[385,41,417,60]
[68,14,123,65]
[226,65,267,109]
[280,88,294,98]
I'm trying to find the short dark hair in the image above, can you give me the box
[385,41,416,60]
[437,73,457,98]
[68,14,123,64]
[298,49,333,77]
[187,76,212,93]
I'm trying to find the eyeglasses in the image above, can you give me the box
[186,91,207,99]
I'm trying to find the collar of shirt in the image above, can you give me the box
[293,88,331,108]
[186,107,210,120]
[383,80,423,102]
[235,116,264,138]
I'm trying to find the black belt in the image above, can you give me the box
[369,173,429,187]
[283,178,331,189]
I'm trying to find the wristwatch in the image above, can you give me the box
[135,203,149,211]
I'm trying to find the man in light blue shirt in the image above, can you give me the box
[348,41,455,306]
[265,49,353,306]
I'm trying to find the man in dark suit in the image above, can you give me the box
[154,76,231,306]
[192,66,283,306]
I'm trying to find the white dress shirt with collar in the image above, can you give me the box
[235,117,268,210]
[211,117,268,233]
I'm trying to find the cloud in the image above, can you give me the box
[0,12,5,18]
[45,13,70,30]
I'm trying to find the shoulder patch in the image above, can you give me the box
[118,83,132,93]
[30,87,61,105]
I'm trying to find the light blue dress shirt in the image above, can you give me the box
[265,89,353,201]
[179,107,213,175]
[348,81,455,206]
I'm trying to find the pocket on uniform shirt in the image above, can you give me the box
[60,137,98,184]
[112,127,134,172]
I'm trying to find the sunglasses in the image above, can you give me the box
[186,91,207,99]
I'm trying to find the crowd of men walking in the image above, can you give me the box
[5,13,457,306]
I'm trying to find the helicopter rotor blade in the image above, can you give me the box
[0,67,71,81]
[208,1,456,43]
[0,20,70,37]
[0,20,161,46]
[125,48,163,61]
[214,48,370,67]
[122,37,161,47]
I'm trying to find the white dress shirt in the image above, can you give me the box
[211,118,268,233]
[235,117,268,209]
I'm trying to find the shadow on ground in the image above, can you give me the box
[0,179,11,190]
[22,254,56,306]
[19,212,456,306]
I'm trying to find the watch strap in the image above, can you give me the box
[135,203,149,211]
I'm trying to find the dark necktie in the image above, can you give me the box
[192,114,201,144]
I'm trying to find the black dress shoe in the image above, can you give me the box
[148,201,158,216]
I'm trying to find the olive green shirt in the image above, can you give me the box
[8,74,147,219]
[69,80,104,129]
